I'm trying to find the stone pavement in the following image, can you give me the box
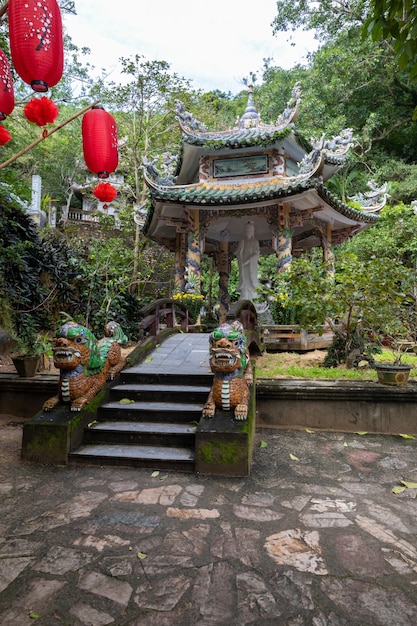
[1,416,417,625]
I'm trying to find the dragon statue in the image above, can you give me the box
[43,320,128,412]
[202,320,252,421]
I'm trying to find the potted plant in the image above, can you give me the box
[370,298,417,385]
[11,323,52,378]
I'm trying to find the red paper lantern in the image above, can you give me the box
[0,124,11,145]
[8,0,64,93]
[24,96,59,126]
[93,182,117,203]
[0,50,14,120]
[82,106,118,178]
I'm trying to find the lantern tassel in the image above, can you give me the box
[93,182,117,203]
[0,125,11,145]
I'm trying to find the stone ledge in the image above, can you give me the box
[256,378,417,434]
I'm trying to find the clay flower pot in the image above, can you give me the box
[374,362,411,386]
[12,355,40,378]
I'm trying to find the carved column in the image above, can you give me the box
[217,241,230,324]
[277,203,292,274]
[174,231,187,293]
[186,209,201,292]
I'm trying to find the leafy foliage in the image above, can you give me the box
[365,0,417,81]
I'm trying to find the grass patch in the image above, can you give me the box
[255,348,417,381]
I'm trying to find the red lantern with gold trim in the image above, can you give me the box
[0,50,14,120]
[82,106,119,179]
[8,0,64,93]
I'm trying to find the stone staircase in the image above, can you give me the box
[69,356,212,473]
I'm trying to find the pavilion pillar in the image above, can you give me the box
[277,203,292,274]
[174,231,187,293]
[186,209,201,292]
[322,223,335,276]
[218,241,230,324]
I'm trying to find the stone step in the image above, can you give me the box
[83,420,197,447]
[109,382,211,403]
[69,443,195,472]
[119,370,213,386]
[97,400,204,423]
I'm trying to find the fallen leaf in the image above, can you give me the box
[401,481,417,489]
[399,434,415,439]
[305,428,315,433]
[145,357,152,362]
[87,420,98,427]
[119,398,135,404]
[343,442,348,447]
[137,551,147,559]
[151,471,160,477]
[260,440,268,448]
[289,453,300,461]
[29,612,40,619]
[355,431,368,435]
[160,474,168,481]
[392,486,406,494]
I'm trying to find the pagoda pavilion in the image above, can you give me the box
[139,84,385,322]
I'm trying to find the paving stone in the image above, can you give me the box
[299,512,353,528]
[162,524,210,555]
[16,491,108,534]
[321,578,417,626]
[73,534,131,552]
[210,522,260,567]
[191,563,235,623]
[78,570,133,607]
[112,484,183,505]
[233,504,284,521]
[166,507,220,519]
[0,578,67,625]
[237,571,282,622]
[33,545,93,575]
[0,557,35,594]
[69,602,115,625]
[134,573,191,611]
[335,533,392,576]
[264,529,328,575]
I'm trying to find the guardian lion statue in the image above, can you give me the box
[43,320,128,412]
[202,320,252,421]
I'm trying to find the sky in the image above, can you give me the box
[64,0,318,94]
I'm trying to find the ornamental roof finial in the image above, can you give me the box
[238,84,259,129]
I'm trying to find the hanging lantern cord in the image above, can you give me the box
[0,100,100,170]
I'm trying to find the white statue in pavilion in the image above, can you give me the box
[236,220,260,302]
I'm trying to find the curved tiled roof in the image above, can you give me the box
[178,124,295,149]
[142,171,379,230]
[175,82,302,149]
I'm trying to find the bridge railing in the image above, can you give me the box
[138,298,195,337]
